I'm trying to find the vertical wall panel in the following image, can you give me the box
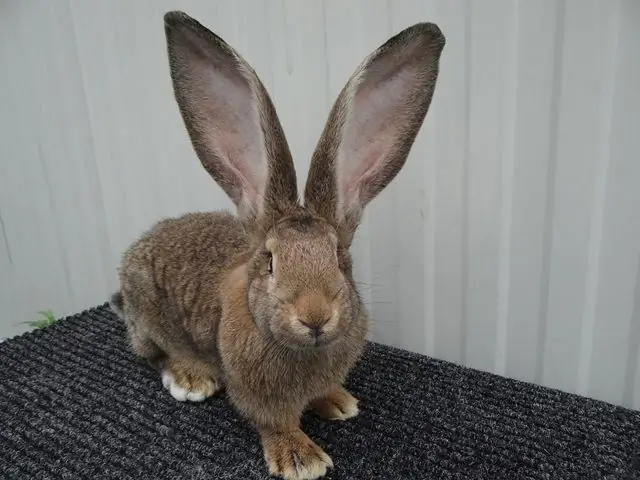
[504,1,561,382]
[0,0,110,338]
[588,0,640,407]
[1,0,638,410]
[464,0,516,373]
[541,0,620,393]
[428,0,470,365]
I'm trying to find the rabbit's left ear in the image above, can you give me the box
[164,11,298,224]
[304,23,445,245]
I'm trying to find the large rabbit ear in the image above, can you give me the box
[164,11,298,223]
[304,23,445,245]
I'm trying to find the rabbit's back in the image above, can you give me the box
[122,211,249,287]
[117,211,250,354]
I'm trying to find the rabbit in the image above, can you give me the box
[111,10,444,480]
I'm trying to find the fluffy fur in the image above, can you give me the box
[113,11,444,480]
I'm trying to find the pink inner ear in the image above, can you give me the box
[199,69,267,210]
[341,137,390,203]
[337,67,416,211]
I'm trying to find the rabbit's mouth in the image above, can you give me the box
[276,330,338,351]
[313,334,330,348]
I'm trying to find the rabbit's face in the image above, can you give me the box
[247,214,359,349]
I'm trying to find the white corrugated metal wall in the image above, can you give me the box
[1,0,638,410]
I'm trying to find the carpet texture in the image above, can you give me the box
[1,305,639,480]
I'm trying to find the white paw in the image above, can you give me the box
[160,370,208,402]
[335,399,359,420]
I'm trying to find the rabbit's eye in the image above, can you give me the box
[267,254,274,275]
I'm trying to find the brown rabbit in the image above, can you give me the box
[111,11,444,480]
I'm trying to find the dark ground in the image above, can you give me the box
[1,304,639,479]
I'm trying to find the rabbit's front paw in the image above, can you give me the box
[160,360,219,402]
[261,429,333,480]
[309,386,359,421]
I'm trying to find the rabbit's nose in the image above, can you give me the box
[299,317,331,337]
[294,292,333,333]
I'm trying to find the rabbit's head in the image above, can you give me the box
[164,12,444,349]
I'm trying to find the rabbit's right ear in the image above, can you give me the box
[164,12,298,223]
[304,23,445,246]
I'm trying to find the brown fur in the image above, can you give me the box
[308,385,359,421]
[114,11,444,480]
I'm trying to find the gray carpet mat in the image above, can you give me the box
[0,304,639,479]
